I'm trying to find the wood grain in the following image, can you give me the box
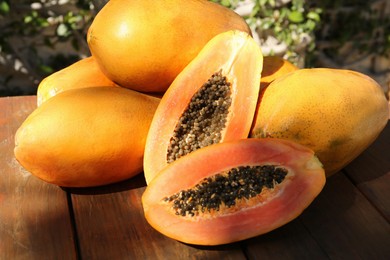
[299,173,390,259]
[344,123,390,221]
[69,175,246,259]
[0,96,77,259]
[244,218,328,259]
[1,96,389,259]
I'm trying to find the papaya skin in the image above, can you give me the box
[250,68,389,176]
[251,56,299,131]
[14,87,160,187]
[87,0,251,93]
[37,56,118,106]
[142,138,325,245]
[143,30,263,184]
[260,56,298,88]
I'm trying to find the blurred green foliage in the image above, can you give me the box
[312,0,390,61]
[0,0,389,96]
[212,0,322,65]
[0,0,95,95]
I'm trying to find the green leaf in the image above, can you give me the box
[305,19,316,31]
[24,15,33,24]
[220,0,231,7]
[288,11,304,23]
[37,17,49,27]
[56,23,70,37]
[0,1,10,14]
[307,11,320,22]
[39,65,54,75]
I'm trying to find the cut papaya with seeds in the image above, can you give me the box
[142,138,325,245]
[143,30,263,184]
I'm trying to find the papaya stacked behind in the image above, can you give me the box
[143,30,263,184]
[15,87,160,187]
[251,68,389,176]
[87,0,251,93]
[37,56,118,106]
[260,56,298,88]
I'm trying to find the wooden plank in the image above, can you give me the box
[244,124,390,259]
[69,175,246,259]
[243,218,328,259]
[0,96,77,259]
[299,173,390,259]
[344,123,390,221]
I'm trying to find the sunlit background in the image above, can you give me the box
[0,0,389,97]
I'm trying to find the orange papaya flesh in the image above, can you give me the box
[15,87,160,187]
[250,68,389,176]
[143,30,263,184]
[37,56,118,106]
[142,138,325,245]
[87,0,251,93]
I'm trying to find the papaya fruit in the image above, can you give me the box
[37,56,118,106]
[250,68,389,176]
[87,0,251,93]
[143,30,263,184]
[14,87,160,187]
[142,138,325,245]
[260,56,298,88]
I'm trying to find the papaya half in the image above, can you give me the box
[142,138,326,245]
[14,87,160,187]
[143,30,263,184]
[87,0,251,93]
[250,68,389,176]
[37,56,118,106]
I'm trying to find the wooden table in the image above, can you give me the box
[1,95,389,259]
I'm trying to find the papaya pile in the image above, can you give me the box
[14,0,389,246]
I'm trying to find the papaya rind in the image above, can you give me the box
[142,138,325,245]
[143,30,263,184]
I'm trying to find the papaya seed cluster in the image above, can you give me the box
[167,70,232,163]
[163,165,288,217]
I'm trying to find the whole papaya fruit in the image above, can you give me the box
[250,68,389,176]
[37,56,118,106]
[87,0,251,93]
[14,87,160,187]
[260,56,298,88]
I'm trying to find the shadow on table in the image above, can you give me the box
[63,173,147,195]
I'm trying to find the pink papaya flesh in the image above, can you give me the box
[142,138,326,245]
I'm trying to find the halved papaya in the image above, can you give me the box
[143,30,263,184]
[142,138,325,245]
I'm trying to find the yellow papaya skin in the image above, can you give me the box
[14,87,160,187]
[260,56,298,88]
[37,56,118,106]
[87,0,251,93]
[250,68,389,176]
